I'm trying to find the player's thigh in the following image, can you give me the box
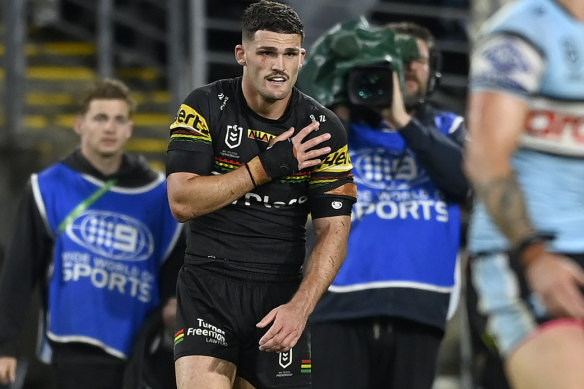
[234,375,256,389]
[175,355,236,389]
[506,319,584,389]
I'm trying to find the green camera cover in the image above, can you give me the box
[297,17,419,107]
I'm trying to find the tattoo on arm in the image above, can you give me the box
[475,171,534,246]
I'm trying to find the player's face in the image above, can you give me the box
[237,30,305,103]
[74,99,133,159]
[403,38,430,105]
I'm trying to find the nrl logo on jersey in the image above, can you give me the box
[225,124,243,149]
[279,350,292,369]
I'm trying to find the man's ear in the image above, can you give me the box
[73,115,83,135]
[299,48,306,67]
[126,121,134,139]
[235,44,246,66]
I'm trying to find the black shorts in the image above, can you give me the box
[51,343,126,389]
[174,260,311,389]
[311,317,443,389]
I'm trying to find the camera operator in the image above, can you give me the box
[299,20,468,389]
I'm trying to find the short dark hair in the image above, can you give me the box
[78,78,136,116]
[384,21,435,51]
[242,0,304,44]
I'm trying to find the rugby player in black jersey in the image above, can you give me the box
[165,1,357,388]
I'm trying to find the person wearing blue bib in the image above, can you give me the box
[298,20,468,389]
[465,0,584,388]
[0,79,184,389]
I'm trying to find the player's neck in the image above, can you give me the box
[558,0,584,20]
[82,149,123,176]
[250,98,290,120]
[241,82,290,120]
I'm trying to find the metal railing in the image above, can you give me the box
[1,0,208,146]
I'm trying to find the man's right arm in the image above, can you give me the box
[464,91,534,246]
[167,159,263,222]
[167,122,331,222]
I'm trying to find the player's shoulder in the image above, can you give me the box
[295,88,346,135]
[182,77,240,108]
[482,0,563,44]
[173,78,239,132]
[295,87,332,114]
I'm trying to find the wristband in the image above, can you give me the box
[258,139,299,178]
[244,163,257,187]
[512,232,555,266]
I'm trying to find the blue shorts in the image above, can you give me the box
[174,259,311,389]
[470,252,584,356]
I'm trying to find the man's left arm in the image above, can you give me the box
[399,115,469,202]
[256,215,351,352]
[386,72,468,202]
[255,106,355,352]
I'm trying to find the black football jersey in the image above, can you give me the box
[167,77,355,267]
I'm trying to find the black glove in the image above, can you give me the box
[258,139,299,178]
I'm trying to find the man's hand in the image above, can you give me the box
[0,356,17,385]
[256,301,308,353]
[526,252,584,319]
[382,71,411,128]
[259,121,331,178]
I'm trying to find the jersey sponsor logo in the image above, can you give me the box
[248,129,276,143]
[170,104,211,139]
[317,144,352,172]
[184,318,228,346]
[66,210,154,261]
[525,109,584,145]
[225,124,243,149]
[233,192,308,208]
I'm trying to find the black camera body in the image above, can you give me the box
[343,31,420,109]
[346,63,394,108]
